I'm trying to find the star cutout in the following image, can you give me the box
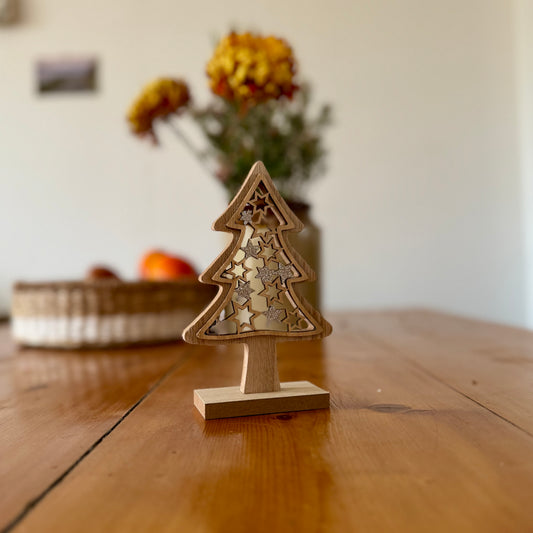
[264,305,285,323]
[227,260,250,280]
[259,279,284,305]
[285,310,305,331]
[234,280,253,302]
[240,209,253,225]
[256,264,278,284]
[240,240,261,259]
[251,191,271,215]
[259,240,278,261]
[231,303,257,333]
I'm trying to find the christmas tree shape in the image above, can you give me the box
[183,161,332,419]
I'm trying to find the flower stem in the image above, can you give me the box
[167,119,215,179]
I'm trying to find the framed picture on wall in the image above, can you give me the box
[36,57,98,94]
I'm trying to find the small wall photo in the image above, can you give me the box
[36,57,98,94]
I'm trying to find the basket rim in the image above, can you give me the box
[13,279,206,292]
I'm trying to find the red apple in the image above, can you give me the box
[85,265,121,281]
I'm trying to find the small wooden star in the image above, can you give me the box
[228,259,251,280]
[240,240,261,259]
[259,239,278,261]
[285,310,305,331]
[231,302,257,333]
[259,279,284,306]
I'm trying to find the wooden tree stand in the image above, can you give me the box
[194,337,329,419]
[184,161,332,420]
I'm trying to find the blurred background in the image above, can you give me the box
[1,0,533,329]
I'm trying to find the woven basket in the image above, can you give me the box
[11,280,215,348]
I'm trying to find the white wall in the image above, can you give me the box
[516,0,533,328]
[0,0,528,326]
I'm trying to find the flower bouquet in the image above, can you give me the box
[127,31,332,201]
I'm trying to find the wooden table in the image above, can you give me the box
[1,310,532,533]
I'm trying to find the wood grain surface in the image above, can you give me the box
[0,341,191,531]
[349,310,533,434]
[1,310,533,532]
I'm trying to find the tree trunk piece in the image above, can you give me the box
[240,337,281,393]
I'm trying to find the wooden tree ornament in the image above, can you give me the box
[183,161,332,419]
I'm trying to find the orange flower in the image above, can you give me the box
[206,32,298,104]
[127,78,190,138]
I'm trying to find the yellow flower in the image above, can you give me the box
[206,32,298,104]
[127,78,190,138]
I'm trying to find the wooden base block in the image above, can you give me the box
[194,381,329,420]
